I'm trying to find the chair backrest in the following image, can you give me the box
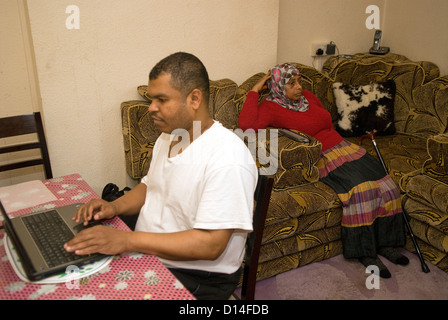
[0,112,53,179]
[240,174,274,300]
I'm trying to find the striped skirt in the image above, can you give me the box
[318,140,406,259]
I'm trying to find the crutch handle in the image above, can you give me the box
[359,129,378,145]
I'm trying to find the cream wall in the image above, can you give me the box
[0,1,40,117]
[383,0,448,75]
[23,0,279,193]
[277,0,387,70]
[277,0,448,75]
[0,0,45,186]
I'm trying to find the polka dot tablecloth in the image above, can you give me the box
[0,174,195,300]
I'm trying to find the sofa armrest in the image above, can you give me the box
[237,127,321,190]
[422,133,448,184]
[399,133,448,220]
[273,129,322,190]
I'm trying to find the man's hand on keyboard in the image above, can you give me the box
[64,225,130,256]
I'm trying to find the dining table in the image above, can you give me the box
[0,173,195,300]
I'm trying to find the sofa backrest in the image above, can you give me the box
[207,79,239,129]
[122,54,448,180]
[324,58,448,137]
[236,55,448,138]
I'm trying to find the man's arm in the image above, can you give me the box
[111,183,147,216]
[128,229,234,261]
[65,226,234,261]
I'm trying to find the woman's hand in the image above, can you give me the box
[251,71,272,93]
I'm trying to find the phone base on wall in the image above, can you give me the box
[370,47,390,55]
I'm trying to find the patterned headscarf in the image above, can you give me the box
[266,63,309,112]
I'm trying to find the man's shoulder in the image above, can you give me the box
[204,122,256,164]
[208,122,248,148]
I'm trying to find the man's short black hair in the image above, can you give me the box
[149,52,210,104]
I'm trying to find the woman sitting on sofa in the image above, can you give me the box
[238,63,409,278]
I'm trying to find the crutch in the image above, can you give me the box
[360,130,430,273]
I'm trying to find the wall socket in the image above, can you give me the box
[311,42,336,57]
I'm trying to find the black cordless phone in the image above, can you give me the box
[372,30,381,50]
[370,30,390,55]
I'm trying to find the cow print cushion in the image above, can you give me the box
[332,80,396,137]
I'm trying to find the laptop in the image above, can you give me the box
[0,201,107,281]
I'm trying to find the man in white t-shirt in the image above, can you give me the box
[64,52,258,299]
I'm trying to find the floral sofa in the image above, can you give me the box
[121,53,448,281]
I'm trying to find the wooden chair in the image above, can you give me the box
[0,112,53,179]
[239,174,274,300]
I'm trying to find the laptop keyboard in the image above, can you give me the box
[22,210,80,268]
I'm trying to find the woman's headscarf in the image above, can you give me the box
[266,63,309,112]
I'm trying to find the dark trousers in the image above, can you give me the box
[169,267,242,300]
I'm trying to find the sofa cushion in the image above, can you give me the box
[332,80,396,137]
[255,240,343,281]
[347,133,428,187]
[267,181,341,221]
[407,217,448,254]
[260,225,341,263]
[401,173,448,219]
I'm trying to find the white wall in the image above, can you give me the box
[25,0,279,193]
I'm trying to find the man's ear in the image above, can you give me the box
[188,89,202,110]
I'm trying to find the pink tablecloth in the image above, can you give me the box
[0,174,194,300]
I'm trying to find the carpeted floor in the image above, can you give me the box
[235,249,448,300]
